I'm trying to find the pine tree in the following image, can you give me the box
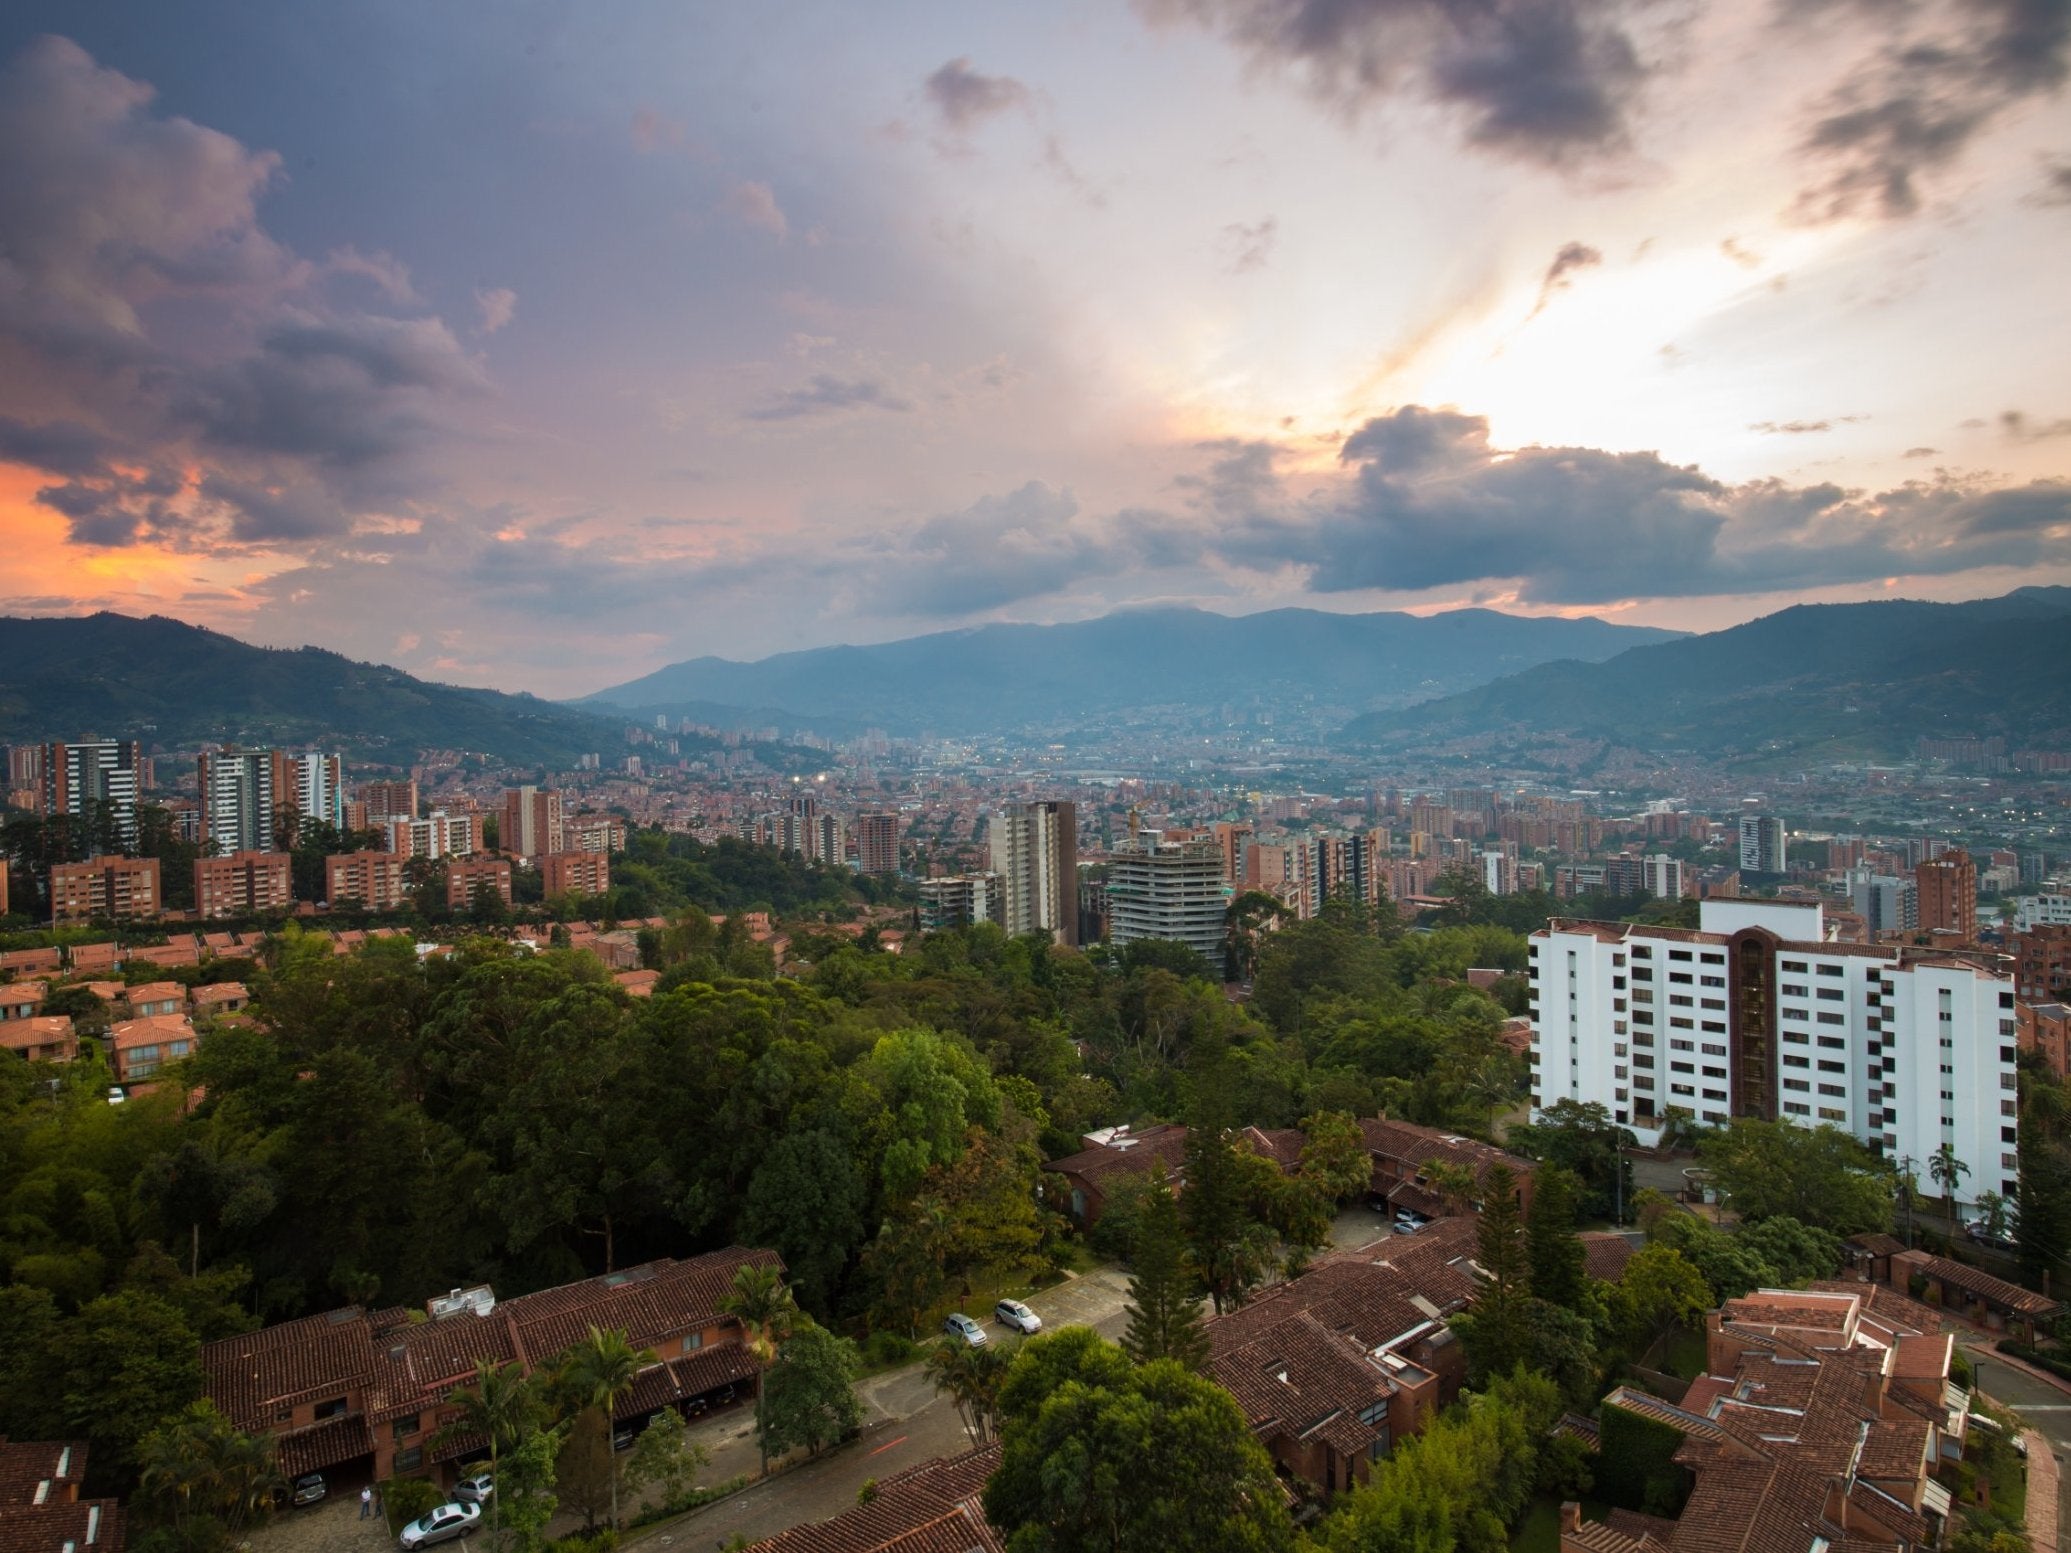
[1527,1165,1587,1307]
[1122,1170,1210,1370]
[1462,1162,1533,1382]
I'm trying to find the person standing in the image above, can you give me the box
[360,1487,373,1520]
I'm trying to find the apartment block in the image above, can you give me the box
[989,800,1078,945]
[50,857,161,924]
[194,851,294,918]
[357,778,419,823]
[446,856,513,910]
[2015,924,2071,1003]
[1530,898,2019,1205]
[1736,814,1786,875]
[275,751,345,831]
[917,873,996,930]
[0,859,8,918]
[1641,853,1686,900]
[855,812,900,875]
[197,749,276,853]
[2020,999,2071,1081]
[1851,869,1919,936]
[1915,852,1977,941]
[2016,893,2071,931]
[325,850,406,911]
[1106,833,1228,969]
[562,815,627,854]
[382,811,475,859]
[42,740,146,851]
[540,850,610,899]
[503,785,563,861]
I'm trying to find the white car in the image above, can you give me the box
[994,1298,1042,1335]
[452,1473,494,1505]
[942,1312,987,1346]
[398,1502,480,1550]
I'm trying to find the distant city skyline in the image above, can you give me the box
[0,2,2066,696]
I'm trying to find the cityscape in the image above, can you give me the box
[3,5,2071,1553]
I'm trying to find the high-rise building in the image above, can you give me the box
[198,749,277,854]
[382,812,475,860]
[2015,925,2071,1004]
[1642,854,1686,900]
[1530,898,2019,1203]
[358,779,419,824]
[326,851,406,911]
[541,850,610,899]
[989,800,1078,945]
[2016,894,2071,932]
[50,856,161,924]
[1915,854,1978,941]
[503,786,563,861]
[43,740,146,851]
[1737,815,1786,875]
[194,851,294,918]
[1851,870,1919,936]
[274,752,345,832]
[1106,834,1227,970]
[918,874,996,930]
[1213,822,1253,886]
[856,812,901,876]
[446,857,514,910]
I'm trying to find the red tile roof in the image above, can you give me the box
[743,1447,1002,1553]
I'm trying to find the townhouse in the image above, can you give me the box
[0,1438,124,1553]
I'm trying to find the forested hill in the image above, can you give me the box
[580,605,1683,735]
[0,612,628,765]
[1340,587,2071,764]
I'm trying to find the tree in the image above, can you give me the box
[1295,1109,1371,1206]
[1456,1163,1532,1384]
[621,1408,708,1514]
[737,1130,865,1314]
[1120,1170,1209,1370]
[1616,1244,1714,1350]
[925,1337,1010,1447]
[1697,1119,1893,1235]
[1930,1143,1970,1212]
[554,1326,653,1531]
[136,1400,282,1553]
[432,1362,541,1553]
[495,1425,562,1553]
[1972,1189,2011,1242]
[1526,1165,1587,1308]
[57,1288,205,1484]
[759,1324,863,1461]
[1423,1160,1481,1218]
[1510,1099,1637,1221]
[984,1328,1292,1553]
[720,1262,800,1475]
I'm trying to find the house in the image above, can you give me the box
[201,1247,781,1485]
[110,1015,198,1082]
[123,982,187,1019]
[0,984,42,1022]
[64,944,120,975]
[1357,1117,1537,1219]
[741,1446,1002,1552]
[613,969,660,998]
[1579,1232,1637,1284]
[1570,1284,1970,1553]
[190,983,251,1017]
[1888,1249,2060,1343]
[76,981,127,1005]
[1043,1124,1191,1226]
[0,1438,124,1553]
[0,948,63,978]
[1204,1219,1481,1497]
[127,941,202,969]
[1,1017,77,1063]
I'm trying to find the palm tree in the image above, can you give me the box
[558,1326,655,1531]
[1930,1144,1970,1215]
[431,1361,540,1553]
[1423,1161,1480,1218]
[138,1400,283,1548]
[719,1262,799,1476]
[925,1339,1011,1447]
[1465,1054,1519,1138]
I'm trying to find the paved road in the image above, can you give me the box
[1959,1339,2071,1547]
[659,1266,1136,1550]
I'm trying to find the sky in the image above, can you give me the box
[0,0,2067,697]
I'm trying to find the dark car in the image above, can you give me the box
[288,1472,327,1508]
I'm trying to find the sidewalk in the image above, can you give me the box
[2028,1430,2060,1553]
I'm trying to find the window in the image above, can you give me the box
[394,1446,423,1474]
[1701,1043,1728,1056]
[1703,1066,1727,1080]
[1701,998,1725,1011]
[1703,1088,1727,1102]
[393,1414,421,1444]
[1671,1061,1695,1074]
[1817,964,1844,978]
[1670,1038,1694,1051]
[1634,946,1652,958]
[1817,1012,1845,1025]
[1782,1007,1809,1022]
[1670,994,1694,1007]
[1782,959,1808,972]
[1781,983,1808,997]
[681,1332,704,1353]
[1817,987,1845,1001]
[1783,1031,1809,1045]
[1632,968,1653,981]
[1784,1102,1810,1116]
[315,1398,348,1421]
[1669,973,1693,986]
[1700,975,1726,988]
[1671,1083,1695,1097]
[1632,989,1654,1004]
[1819,1084,1846,1097]
[1784,1079,1810,1092]
[1670,1017,1694,1029]
[1669,950,1692,962]
[1818,1107,1847,1122]
[1784,1055,1810,1068]
[1702,1021,1727,1034]
[1818,1060,1846,1073]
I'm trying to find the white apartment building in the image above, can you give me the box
[1642,854,1685,901]
[2015,893,2071,932]
[1738,815,1786,875]
[197,749,275,854]
[382,810,476,860]
[1530,899,2019,1206]
[1106,833,1228,970]
[989,801,1078,945]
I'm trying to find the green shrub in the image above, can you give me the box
[1595,1406,1691,1519]
[380,1478,444,1534]
[863,1331,917,1368]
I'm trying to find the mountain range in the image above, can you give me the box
[0,613,629,766]
[1341,587,2071,764]
[581,606,1685,736]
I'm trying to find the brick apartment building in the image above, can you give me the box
[2015,924,2071,1003]
[1915,852,1978,941]
[200,1248,778,1486]
[357,779,419,823]
[194,851,294,918]
[0,860,9,917]
[0,1438,125,1553]
[326,851,407,911]
[2022,1000,2071,1080]
[503,786,563,862]
[855,812,900,875]
[562,815,626,855]
[540,850,609,900]
[445,856,513,910]
[49,857,160,925]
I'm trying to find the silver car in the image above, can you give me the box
[452,1473,494,1505]
[398,1502,480,1550]
[994,1299,1042,1335]
[942,1312,987,1346]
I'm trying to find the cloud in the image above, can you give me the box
[1218,216,1278,273]
[1793,0,2071,220]
[720,179,789,239]
[1749,416,1864,434]
[1138,0,1652,168]
[2002,409,2071,441]
[742,373,916,422]
[1182,404,2071,603]
[923,58,1033,132]
[1529,239,1602,316]
[1720,236,1763,268]
[2038,154,2071,204]
[1902,446,1941,458]
[0,36,490,554]
[474,287,518,334]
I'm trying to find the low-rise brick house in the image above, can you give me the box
[1204,1218,1481,1497]
[1357,1117,1537,1219]
[110,1015,198,1082]
[0,948,62,978]
[0,1437,124,1553]
[1572,1284,1970,1552]
[1,1017,77,1063]
[123,982,187,1019]
[190,983,250,1018]
[1042,1124,1191,1227]
[202,1247,780,1486]
[741,1446,1002,1552]
[0,984,43,1021]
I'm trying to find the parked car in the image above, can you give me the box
[942,1312,988,1346]
[288,1472,326,1508]
[612,1425,636,1452]
[453,1473,494,1505]
[398,1503,479,1550]
[994,1299,1042,1335]
[1392,1219,1423,1235]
